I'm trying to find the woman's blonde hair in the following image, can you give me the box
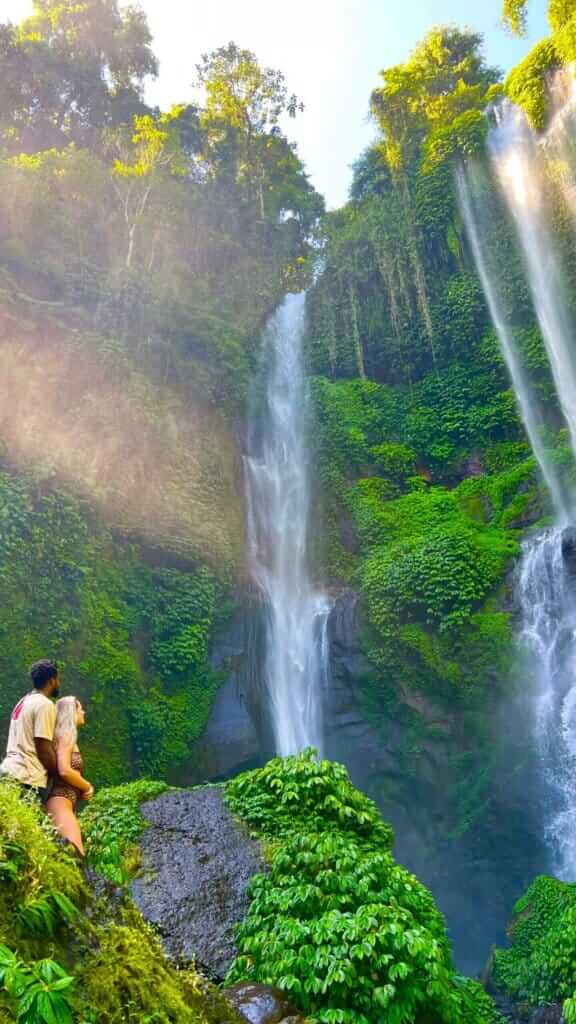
[54,696,79,747]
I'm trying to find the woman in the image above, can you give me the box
[46,697,94,856]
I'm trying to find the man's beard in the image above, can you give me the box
[52,686,60,699]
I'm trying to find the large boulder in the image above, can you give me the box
[131,787,265,979]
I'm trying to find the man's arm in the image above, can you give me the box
[34,738,57,777]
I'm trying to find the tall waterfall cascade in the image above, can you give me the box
[517,527,576,879]
[458,73,576,876]
[245,293,332,757]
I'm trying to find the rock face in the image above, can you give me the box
[562,526,576,576]
[131,787,265,979]
[529,1007,564,1023]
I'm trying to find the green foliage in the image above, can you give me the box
[82,778,168,881]
[225,752,501,1024]
[0,781,84,957]
[362,520,515,631]
[493,875,576,1018]
[423,109,490,172]
[502,0,529,33]
[226,748,393,848]
[0,465,227,786]
[0,946,75,1024]
[369,442,417,481]
[0,771,242,1024]
[505,39,560,128]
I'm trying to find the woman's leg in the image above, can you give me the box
[46,796,84,856]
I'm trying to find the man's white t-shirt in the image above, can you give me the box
[0,692,56,788]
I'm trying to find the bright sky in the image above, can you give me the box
[3,0,549,208]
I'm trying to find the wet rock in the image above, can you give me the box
[529,1007,564,1024]
[562,526,576,576]
[221,984,302,1024]
[131,787,265,979]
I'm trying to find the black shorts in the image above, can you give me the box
[23,783,51,804]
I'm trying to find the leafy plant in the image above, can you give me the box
[82,778,169,881]
[0,945,75,1024]
[225,752,502,1023]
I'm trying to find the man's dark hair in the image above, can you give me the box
[30,660,59,689]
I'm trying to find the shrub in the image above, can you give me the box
[82,778,169,882]
[225,752,502,1024]
[0,781,84,954]
[494,875,576,1011]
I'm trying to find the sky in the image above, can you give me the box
[3,0,549,208]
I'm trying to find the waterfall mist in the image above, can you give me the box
[245,293,332,756]
[0,331,240,569]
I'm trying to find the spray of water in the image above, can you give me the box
[245,293,332,756]
[456,163,569,519]
[0,332,239,568]
[489,101,576,470]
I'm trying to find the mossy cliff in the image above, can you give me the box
[0,777,244,1024]
[0,752,505,1024]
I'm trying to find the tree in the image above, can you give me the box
[0,0,157,152]
[195,42,305,219]
[109,107,187,269]
[370,27,500,171]
[503,0,576,34]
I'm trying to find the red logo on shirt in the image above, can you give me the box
[12,698,26,721]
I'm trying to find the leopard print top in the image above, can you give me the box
[51,750,84,808]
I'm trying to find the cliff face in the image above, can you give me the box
[189,587,546,975]
[0,304,246,788]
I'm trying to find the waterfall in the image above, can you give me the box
[489,101,576,473]
[460,83,576,876]
[517,526,576,878]
[456,164,569,519]
[245,293,332,756]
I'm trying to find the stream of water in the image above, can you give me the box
[459,84,576,877]
[517,527,576,878]
[244,293,332,756]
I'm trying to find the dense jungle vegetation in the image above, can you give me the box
[4,0,576,1020]
[306,8,576,850]
[0,0,322,782]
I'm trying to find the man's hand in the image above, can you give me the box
[34,738,57,776]
[80,784,95,802]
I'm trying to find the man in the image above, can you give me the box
[0,660,60,801]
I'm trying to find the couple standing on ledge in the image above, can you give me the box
[0,659,93,856]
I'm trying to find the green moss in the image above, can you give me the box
[0,780,85,958]
[78,913,234,1024]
